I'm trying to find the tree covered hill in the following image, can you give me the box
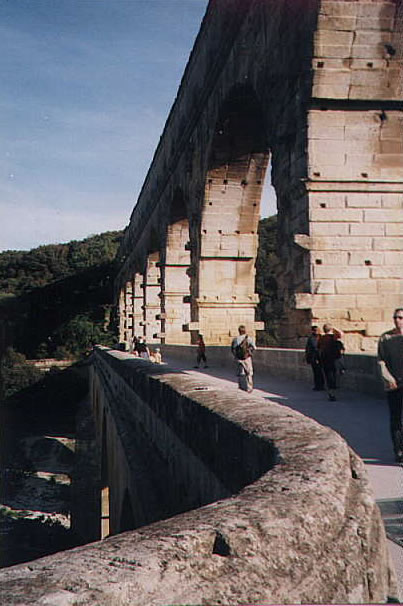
[0,232,122,297]
[0,231,123,360]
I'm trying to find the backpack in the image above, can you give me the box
[235,336,250,360]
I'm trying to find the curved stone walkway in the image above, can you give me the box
[164,354,403,601]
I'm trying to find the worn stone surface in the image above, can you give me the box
[0,347,396,604]
[115,0,402,351]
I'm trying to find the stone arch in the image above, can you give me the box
[193,85,270,344]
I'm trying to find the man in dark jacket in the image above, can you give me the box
[378,308,403,463]
[305,326,324,391]
[318,323,343,401]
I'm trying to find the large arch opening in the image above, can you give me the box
[195,85,275,344]
[143,230,161,344]
[100,411,109,539]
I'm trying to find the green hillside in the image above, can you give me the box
[0,231,123,361]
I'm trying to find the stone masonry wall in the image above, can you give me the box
[0,346,396,605]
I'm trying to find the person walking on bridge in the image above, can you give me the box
[378,308,403,463]
[194,333,208,369]
[305,325,325,391]
[231,325,256,393]
[318,323,343,402]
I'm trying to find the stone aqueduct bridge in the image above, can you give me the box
[116,0,403,353]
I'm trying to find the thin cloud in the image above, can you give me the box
[0,198,127,252]
[0,1,209,252]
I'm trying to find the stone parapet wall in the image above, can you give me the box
[0,347,396,605]
[161,344,385,397]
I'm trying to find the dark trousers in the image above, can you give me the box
[196,352,207,365]
[311,360,324,389]
[387,388,403,456]
[323,363,337,391]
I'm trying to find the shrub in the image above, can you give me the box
[0,348,42,399]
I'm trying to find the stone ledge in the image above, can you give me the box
[0,348,395,605]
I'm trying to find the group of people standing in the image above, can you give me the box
[129,336,162,364]
[305,323,345,401]
[188,312,403,465]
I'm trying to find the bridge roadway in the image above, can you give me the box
[162,352,403,601]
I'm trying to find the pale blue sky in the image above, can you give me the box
[0,0,275,252]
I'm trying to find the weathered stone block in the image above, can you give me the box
[320,2,360,17]
[317,14,357,30]
[384,251,403,265]
[381,194,403,208]
[356,17,395,31]
[312,251,349,265]
[355,30,392,46]
[345,125,380,140]
[348,308,380,322]
[310,208,363,222]
[311,223,349,236]
[359,336,380,352]
[345,138,380,154]
[337,319,367,331]
[348,251,384,266]
[312,83,350,98]
[313,70,352,88]
[322,236,372,251]
[310,193,346,208]
[315,29,355,46]
[365,322,394,337]
[380,139,403,154]
[335,279,377,294]
[356,294,402,308]
[373,237,403,251]
[308,110,346,127]
[371,267,403,279]
[295,293,356,310]
[376,279,402,294]
[374,154,403,170]
[346,194,382,208]
[315,265,370,280]
[358,3,396,19]
[309,125,345,140]
[380,165,403,178]
[312,279,335,294]
[350,44,386,59]
[350,223,385,236]
[315,45,353,59]
[385,223,403,236]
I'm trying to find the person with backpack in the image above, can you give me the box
[231,325,256,393]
